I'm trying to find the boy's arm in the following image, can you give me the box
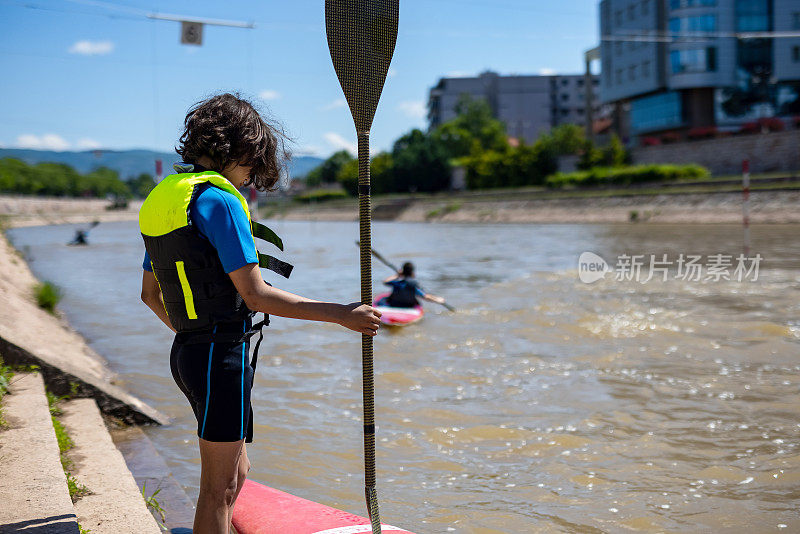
[422,293,446,305]
[383,273,400,284]
[229,263,381,336]
[140,270,176,332]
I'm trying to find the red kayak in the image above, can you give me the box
[372,292,424,327]
[232,480,414,533]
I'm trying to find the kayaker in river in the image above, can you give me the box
[138,93,381,534]
[382,261,446,308]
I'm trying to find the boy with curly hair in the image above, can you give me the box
[139,93,381,534]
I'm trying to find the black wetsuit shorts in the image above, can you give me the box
[170,319,256,443]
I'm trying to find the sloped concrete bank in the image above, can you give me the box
[0,232,165,425]
[0,225,196,529]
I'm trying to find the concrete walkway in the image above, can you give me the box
[60,399,162,534]
[0,373,79,533]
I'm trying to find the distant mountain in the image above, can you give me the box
[0,148,324,180]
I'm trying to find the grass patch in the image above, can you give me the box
[34,281,62,314]
[426,201,462,219]
[294,189,349,203]
[48,387,91,503]
[0,356,14,429]
[142,483,168,530]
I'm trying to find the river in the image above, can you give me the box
[8,220,800,533]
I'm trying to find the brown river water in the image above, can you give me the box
[8,221,800,533]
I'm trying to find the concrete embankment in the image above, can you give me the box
[0,195,140,228]
[0,232,165,425]
[0,373,162,533]
[268,188,800,224]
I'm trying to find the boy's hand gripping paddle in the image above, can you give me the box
[325,1,398,532]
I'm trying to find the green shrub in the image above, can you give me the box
[34,281,62,313]
[546,164,710,189]
[294,189,349,203]
[463,140,557,190]
[0,158,131,198]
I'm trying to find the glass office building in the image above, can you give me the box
[598,0,800,141]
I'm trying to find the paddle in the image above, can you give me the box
[325,1,398,532]
[356,240,457,312]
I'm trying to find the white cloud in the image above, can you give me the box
[538,68,556,75]
[398,100,427,119]
[16,134,71,151]
[321,98,347,111]
[258,90,281,100]
[68,40,114,56]
[323,132,357,156]
[76,138,101,150]
[296,145,322,156]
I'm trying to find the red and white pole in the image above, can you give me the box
[742,159,750,255]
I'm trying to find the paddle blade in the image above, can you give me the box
[325,0,399,133]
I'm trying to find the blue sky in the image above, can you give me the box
[0,0,598,158]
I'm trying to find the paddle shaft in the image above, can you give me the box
[358,132,378,498]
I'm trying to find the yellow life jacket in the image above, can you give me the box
[139,170,291,332]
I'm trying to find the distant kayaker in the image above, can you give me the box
[138,93,380,534]
[67,220,99,246]
[382,262,446,308]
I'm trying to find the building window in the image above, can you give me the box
[643,60,651,77]
[593,79,600,86]
[631,91,684,133]
[629,65,637,80]
[670,47,717,73]
[642,0,650,16]
[794,46,800,63]
[793,12,800,30]
[561,93,569,101]
[628,5,636,20]
[670,15,717,34]
[670,0,717,8]
[735,0,770,32]
[616,69,623,85]
[615,10,622,26]
[616,41,622,55]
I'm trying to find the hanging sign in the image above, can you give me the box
[180,21,204,45]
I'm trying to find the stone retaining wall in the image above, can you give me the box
[631,130,800,175]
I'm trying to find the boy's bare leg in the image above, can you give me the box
[229,443,251,529]
[195,438,245,534]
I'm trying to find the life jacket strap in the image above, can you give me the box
[251,221,284,251]
[258,253,293,278]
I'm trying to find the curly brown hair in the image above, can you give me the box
[176,93,290,191]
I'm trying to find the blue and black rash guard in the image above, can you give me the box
[143,182,258,274]
[385,277,425,308]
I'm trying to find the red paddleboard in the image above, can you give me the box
[373,292,423,327]
[232,480,414,534]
